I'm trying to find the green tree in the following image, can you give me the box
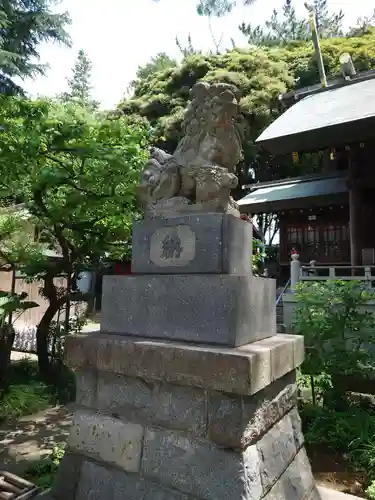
[196,0,236,17]
[130,53,178,92]
[241,0,307,46]
[60,49,99,110]
[294,281,375,408]
[240,0,343,46]
[196,0,236,53]
[0,212,41,393]
[195,0,255,14]
[119,31,375,186]
[347,12,375,37]
[175,34,200,58]
[0,96,149,376]
[0,0,71,95]
[136,53,177,81]
[312,0,344,37]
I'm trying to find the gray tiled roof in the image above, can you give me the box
[256,77,375,154]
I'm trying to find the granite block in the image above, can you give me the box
[96,373,207,436]
[207,372,297,449]
[131,213,253,275]
[257,412,298,492]
[65,333,303,396]
[67,409,144,472]
[289,406,304,450]
[75,371,96,407]
[262,447,315,500]
[76,460,195,500]
[100,274,276,346]
[50,452,82,500]
[141,428,263,500]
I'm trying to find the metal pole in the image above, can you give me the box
[305,4,327,88]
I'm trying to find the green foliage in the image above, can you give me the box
[48,310,87,364]
[0,96,150,268]
[240,0,344,46]
[59,49,99,110]
[252,237,266,275]
[119,31,375,184]
[0,359,74,422]
[366,480,375,499]
[294,281,375,384]
[133,53,178,86]
[295,282,375,489]
[25,444,65,490]
[0,0,71,94]
[274,32,375,90]
[347,13,375,38]
[196,0,236,17]
[175,34,200,58]
[240,0,308,46]
[0,95,149,374]
[0,291,38,327]
[119,49,293,182]
[194,0,255,15]
[300,403,375,456]
[313,0,344,37]
[0,211,47,269]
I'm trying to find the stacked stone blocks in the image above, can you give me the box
[50,332,319,500]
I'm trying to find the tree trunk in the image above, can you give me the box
[0,325,15,395]
[36,299,62,379]
[324,374,347,411]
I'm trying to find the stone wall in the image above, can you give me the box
[50,332,319,500]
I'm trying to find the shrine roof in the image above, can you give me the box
[238,173,347,214]
[256,75,375,155]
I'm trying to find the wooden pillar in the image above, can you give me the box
[348,155,362,267]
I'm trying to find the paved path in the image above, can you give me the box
[318,486,362,499]
[0,406,72,475]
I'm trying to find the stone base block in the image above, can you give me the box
[131,213,253,275]
[52,333,318,499]
[100,274,276,346]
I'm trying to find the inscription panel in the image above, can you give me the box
[131,213,252,275]
[150,225,196,267]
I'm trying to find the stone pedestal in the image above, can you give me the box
[51,333,319,500]
[51,213,321,499]
[101,274,276,346]
[101,214,275,347]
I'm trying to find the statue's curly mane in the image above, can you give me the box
[173,82,242,172]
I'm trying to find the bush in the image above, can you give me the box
[0,359,75,423]
[366,480,375,499]
[300,403,375,455]
[25,444,65,490]
[300,401,375,488]
[294,280,375,406]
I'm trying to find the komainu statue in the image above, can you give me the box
[138,82,244,218]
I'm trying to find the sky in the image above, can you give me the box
[21,0,374,109]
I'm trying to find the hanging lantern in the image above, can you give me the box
[330,148,336,160]
[292,151,299,163]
